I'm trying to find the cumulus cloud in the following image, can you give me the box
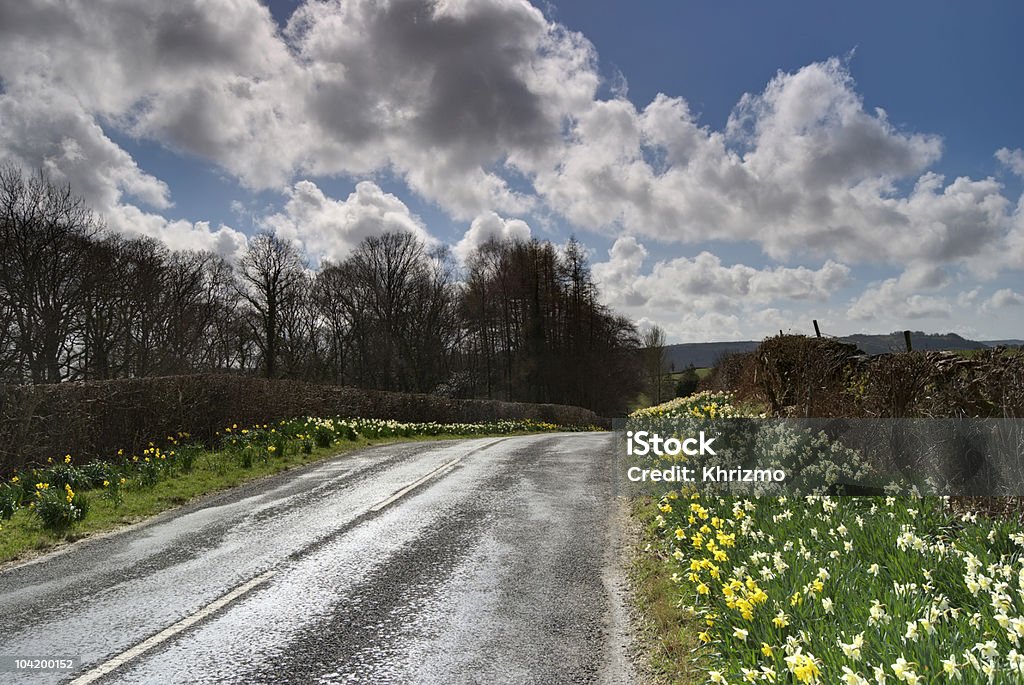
[105,204,248,261]
[846,267,956,321]
[595,238,850,308]
[592,236,852,340]
[0,84,171,211]
[453,211,532,263]
[2,2,1020,269]
[261,180,434,265]
[534,58,1018,267]
[983,288,1024,310]
[591,236,649,307]
[996,148,1024,177]
[1,0,1023,341]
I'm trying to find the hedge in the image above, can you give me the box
[0,374,604,473]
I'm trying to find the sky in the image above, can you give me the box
[1,0,1022,343]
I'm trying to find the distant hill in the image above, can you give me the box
[662,341,759,370]
[660,332,1019,369]
[982,339,1024,348]
[837,332,987,356]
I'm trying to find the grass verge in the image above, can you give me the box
[0,431,532,567]
[630,495,702,684]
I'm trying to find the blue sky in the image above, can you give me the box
[551,1,1023,176]
[2,0,1023,342]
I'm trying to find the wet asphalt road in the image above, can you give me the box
[0,433,635,684]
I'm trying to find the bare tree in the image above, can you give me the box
[641,324,668,404]
[81,235,134,379]
[313,263,352,383]
[235,232,306,378]
[0,165,101,383]
[324,232,460,392]
[0,166,644,415]
[159,250,236,374]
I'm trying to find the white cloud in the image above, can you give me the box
[846,268,955,321]
[0,0,1022,343]
[261,180,434,265]
[595,238,850,308]
[0,83,171,211]
[454,211,532,264]
[2,3,1020,273]
[592,237,852,339]
[591,236,649,307]
[105,204,248,261]
[984,288,1024,310]
[533,58,1019,268]
[996,148,1024,177]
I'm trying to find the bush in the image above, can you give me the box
[756,335,859,417]
[674,365,700,398]
[701,352,760,399]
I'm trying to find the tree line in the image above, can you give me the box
[0,166,641,413]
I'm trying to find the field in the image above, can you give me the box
[631,392,1024,684]
[667,368,713,380]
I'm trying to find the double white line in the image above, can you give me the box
[70,570,278,685]
[368,457,461,512]
[71,447,476,683]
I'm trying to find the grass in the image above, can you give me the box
[0,430,535,566]
[631,496,703,684]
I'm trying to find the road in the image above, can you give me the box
[0,433,636,684]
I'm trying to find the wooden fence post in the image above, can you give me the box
[904,330,913,352]
[813,320,821,338]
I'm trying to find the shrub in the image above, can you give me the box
[674,365,701,398]
[0,373,602,475]
[701,352,760,400]
[853,352,934,418]
[756,335,859,417]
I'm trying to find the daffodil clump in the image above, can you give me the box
[217,416,577,459]
[0,435,198,532]
[1,417,584,533]
[640,394,1024,684]
[629,390,743,422]
[28,480,89,532]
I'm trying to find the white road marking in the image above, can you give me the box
[369,457,461,512]
[69,569,278,685]
[69,439,498,681]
